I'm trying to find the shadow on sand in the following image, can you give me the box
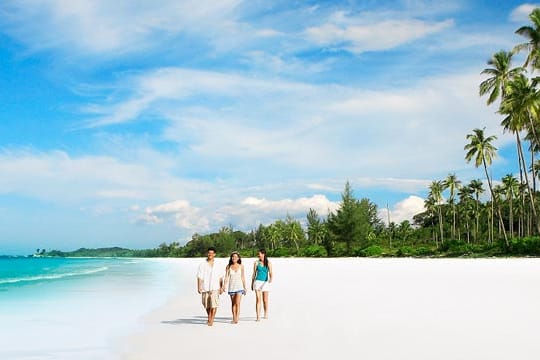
[162,316,258,325]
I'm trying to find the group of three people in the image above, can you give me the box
[197,247,273,326]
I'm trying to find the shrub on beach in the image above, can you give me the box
[301,245,328,257]
[396,246,416,257]
[413,246,434,256]
[507,237,540,256]
[272,247,293,257]
[359,245,383,257]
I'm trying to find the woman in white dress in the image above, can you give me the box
[222,251,247,324]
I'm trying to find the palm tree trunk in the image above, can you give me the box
[516,133,540,235]
[466,219,470,244]
[452,203,456,240]
[475,196,480,243]
[509,194,514,238]
[491,199,494,243]
[532,150,537,195]
[438,207,444,243]
[483,159,509,245]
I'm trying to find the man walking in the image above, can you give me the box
[197,247,223,326]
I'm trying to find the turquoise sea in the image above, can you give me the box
[0,257,185,360]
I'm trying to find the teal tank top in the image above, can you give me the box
[255,262,269,281]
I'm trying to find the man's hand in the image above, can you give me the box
[198,287,202,294]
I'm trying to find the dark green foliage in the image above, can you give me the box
[327,182,380,252]
[271,247,292,257]
[360,245,383,257]
[301,245,328,257]
[396,246,415,257]
[414,246,435,256]
[438,240,478,257]
[507,237,540,255]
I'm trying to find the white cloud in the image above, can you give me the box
[0,0,242,54]
[136,213,162,225]
[241,195,339,216]
[510,4,539,22]
[139,200,210,232]
[305,12,453,54]
[79,67,511,180]
[0,148,202,203]
[135,195,337,233]
[379,195,426,225]
[146,200,192,214]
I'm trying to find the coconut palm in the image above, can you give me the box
[464,128,509,244]
[493,184,506,238]
[502,174,520,237]
[525,127,540,193]
[306,208,326,245]
[501,74,540,153]
[444,173,461,240]
[285,214,303,253]
[424,195,438,245]
[515,8,540,70]
[458,185,474,243]
[428,180,445,243]
[468,179,484,242]
[500,76,540,235]
[479,50,524,105]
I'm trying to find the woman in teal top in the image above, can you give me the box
[251,249,273,321]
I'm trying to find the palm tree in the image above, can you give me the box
[480,50,524,105]
[464,128,509,245]
[458,185,474,243]
[515,8,540,71]
[398,220,413,242]
[428,180,445,243]
[501,74,540,154]
[306,208,326,245]
[493,184,506,238]
[424,195,438,245]
[444,173,461,240]
[500,76,540,235]
[502,174,519,237]
[525,127,540,193]
[285,214,303,253]
[468,179,484,243]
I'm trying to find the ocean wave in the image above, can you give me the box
[0,266,109,285]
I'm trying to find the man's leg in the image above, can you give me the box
[208,307,217,326]
[202,292,211,325]
[208,290,219,326]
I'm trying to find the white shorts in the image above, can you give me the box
[254,280,271,292]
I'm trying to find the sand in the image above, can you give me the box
[118,258,540,360]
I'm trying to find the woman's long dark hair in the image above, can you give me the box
[259,249,268,268]
[227,251,241,268]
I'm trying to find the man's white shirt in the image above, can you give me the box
[197,260,223,292]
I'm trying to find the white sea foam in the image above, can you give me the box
[0,266,109,285]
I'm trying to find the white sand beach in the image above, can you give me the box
[119,258,540,360]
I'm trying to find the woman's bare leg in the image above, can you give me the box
[255,290,262,321]
[234,294,242,323]
[262,291,269,319]
[230,294,235,323]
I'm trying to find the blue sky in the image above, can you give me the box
[0,0,536,254]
